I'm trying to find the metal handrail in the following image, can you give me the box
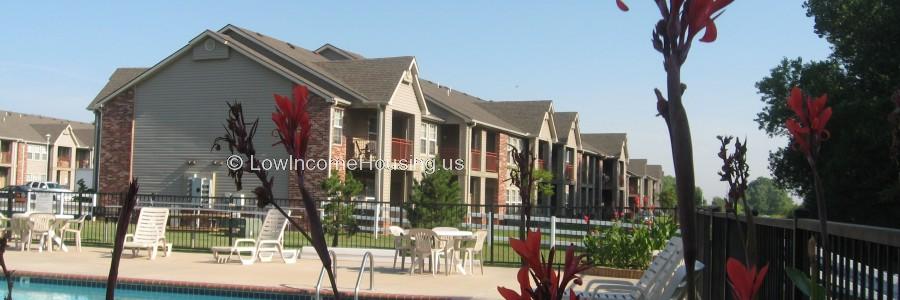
[354,251,375,300]
[315,250,338,300]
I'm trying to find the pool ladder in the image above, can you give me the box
[315,250,375,300]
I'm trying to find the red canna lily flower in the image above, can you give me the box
[272,85,312,161]
[785,87,832,156]
[499,229,591,300]
[726,258,769,300]
[615,0,733,43]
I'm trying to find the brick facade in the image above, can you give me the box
[15,142,26,185]
[98,89,135,199]
[287,94,332,206]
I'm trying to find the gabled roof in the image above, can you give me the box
[629,159,648,177]
[91,68,147,104]
[0,110,94,146]
[419,79,524,135]
[582,133,627,157]
[647,164,664,180]
[315,43,366,60]
[553,112,578,143]
[315,56,415,103]
[476,100,553,136]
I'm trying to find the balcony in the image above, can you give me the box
[57,157,71,169]
[350,138,376,161]
[0,152,10,165]
[391,138,412,161]
[565,163,574,181]
[440,146,459,161]
[485,151,499,173]
[536,159,546,170]
[471,149,481,171]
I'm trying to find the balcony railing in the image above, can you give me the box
[485,151,499,173]
[536,159,546,170]
[391,138,412,161]
[57,157,71,168]
[565,163,574,181]
[440,146,459,161]
[0,152,10,164]
[471,149,482,171]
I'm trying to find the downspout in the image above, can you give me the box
[375,105,385,203]
[92,106,102,191]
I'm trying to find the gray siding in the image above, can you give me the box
[133,49,294,198]
[192,38,230,61]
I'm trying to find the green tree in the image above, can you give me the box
[405,168,466,228]
[321,171,363,246]
[533,168,555,198]
[756,0,900,227]
[711,196,727,209]
[745,177,795,216]
[656,175,704,207]
[658,175,677,208]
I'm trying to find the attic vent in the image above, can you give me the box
[402,71,412,84]
[286,42,295,49]
[203,39,217,51]
[446,87,452,96]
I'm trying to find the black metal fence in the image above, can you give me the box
[3,191,675,266]
[697,209,900,299]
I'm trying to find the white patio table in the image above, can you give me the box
[432,230,473,275]
[12,212,74,252]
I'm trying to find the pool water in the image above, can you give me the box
[0,280,299,300]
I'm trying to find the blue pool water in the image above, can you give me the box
[0,280,300,300]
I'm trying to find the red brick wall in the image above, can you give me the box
[287,94,332,206]
[15,142,26,185]
[98,89,135,199]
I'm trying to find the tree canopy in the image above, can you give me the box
[656,175,705,207]
[745,177,796,216]
[755,0,900,227]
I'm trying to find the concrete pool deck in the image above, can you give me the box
[5,247,637,299]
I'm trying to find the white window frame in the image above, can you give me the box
[27,144,48,161]
[420,122,438,155]
[332,109,344,145]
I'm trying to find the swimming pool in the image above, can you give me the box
[0,277,303,300]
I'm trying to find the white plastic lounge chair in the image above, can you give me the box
[123,207,172,260]
[210,209,296,265]
[577,237,686,300]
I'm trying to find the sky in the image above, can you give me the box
[0,1,831,201]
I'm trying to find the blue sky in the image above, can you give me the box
[0,1,831,200]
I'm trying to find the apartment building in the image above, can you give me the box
[88,24,665,214]
[0,110,95,190]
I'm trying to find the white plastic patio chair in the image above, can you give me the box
[60,215,87,252]
[26,213,55,252]
[577,237,685,300]
[389,225,411,269]
[407,229,445,276]
[462,230,487,275]
[210,208,296,265]
[123,207,172,260]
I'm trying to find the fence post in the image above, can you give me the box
[488,203,494,264]
[228,212,234,246]
[374,202,381,239]
[550,216,557,249]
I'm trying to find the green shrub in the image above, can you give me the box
[583,215,679,270]
[405,168,465,228]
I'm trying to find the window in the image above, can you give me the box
[507,137,523,163]
[420,122,438,155]
[27,144,48,161]
[25,174,46,182]
[332,109,344,145]
[506,188,522,205]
